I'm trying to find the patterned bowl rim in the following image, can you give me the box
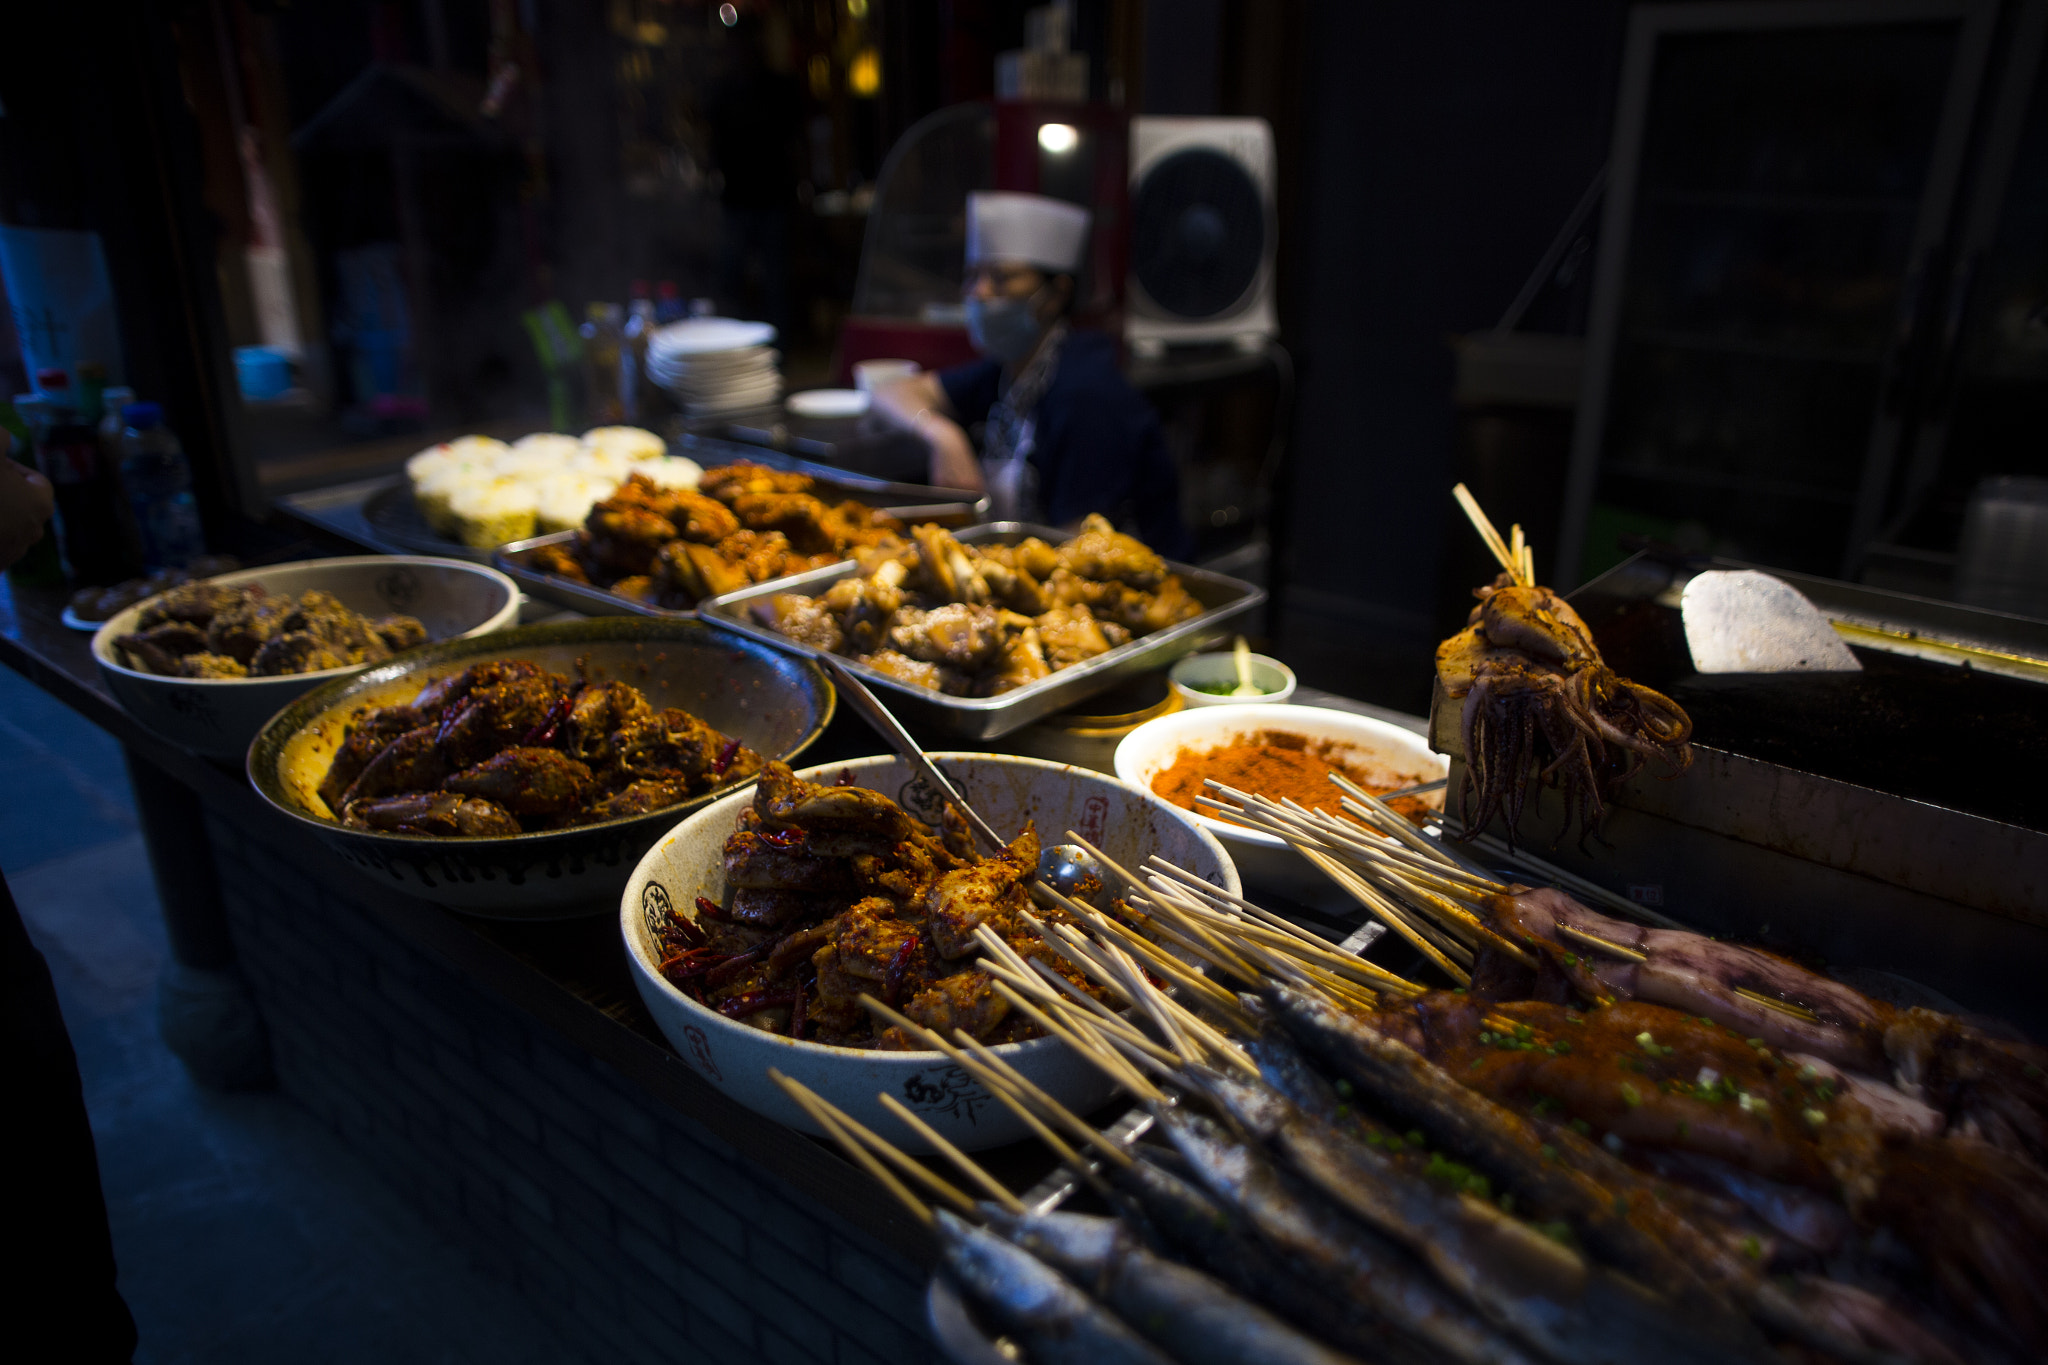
[91,554,522,687]
[244,615,836,848]
[620,751,1239,1064]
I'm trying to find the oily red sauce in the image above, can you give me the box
[1149,729,1435,827]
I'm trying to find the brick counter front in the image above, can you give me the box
[204,808,940,1365]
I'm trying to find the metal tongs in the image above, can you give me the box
[819,657,1104,897]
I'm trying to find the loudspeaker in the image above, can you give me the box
[1125,117,1277,354]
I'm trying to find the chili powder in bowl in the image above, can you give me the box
[1114,703,1448,904]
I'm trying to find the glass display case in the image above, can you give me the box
[1561,0,2000,585]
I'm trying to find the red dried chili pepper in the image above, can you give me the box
[705,945,767,987]
[435,697,477,745]
[882,932,920,1006]
[717,989,801,1020]
[695,895,729,922]
[788,987,808,1039]
[711,736,743,776]
[522,692,576,747]
[663,951,734,983]
[760,827,806,849]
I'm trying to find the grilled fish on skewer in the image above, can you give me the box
[982,1205,1365,1365]
[932,1210,1177,1365]
[1155,1106,1546,1365]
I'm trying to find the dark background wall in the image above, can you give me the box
[1269,1,1626,711]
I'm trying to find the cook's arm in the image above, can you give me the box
[873,373,983,492]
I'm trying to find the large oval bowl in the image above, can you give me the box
[249,617,834,918]
[621,753,1240,1152]
[1115,702,1447,903]
[93,555,521,761]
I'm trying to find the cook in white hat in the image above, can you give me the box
[874,191,1188,553]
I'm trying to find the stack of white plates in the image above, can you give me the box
[645,318,781,417]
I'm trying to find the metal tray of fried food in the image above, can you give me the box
[488,462,992,617]
[700,522,1267,739]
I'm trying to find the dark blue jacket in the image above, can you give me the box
[939,330,1190,558]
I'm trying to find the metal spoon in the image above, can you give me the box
[820,657,1112,901]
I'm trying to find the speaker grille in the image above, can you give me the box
[1131,147,1265,320]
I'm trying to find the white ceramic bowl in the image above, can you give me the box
[1113,703,1446,904]
[93,556,521,761]
[1168,651,1298,708]
[621,753,1239,1152]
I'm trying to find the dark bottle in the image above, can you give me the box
[33,369,140,584]
[2,397,64,587]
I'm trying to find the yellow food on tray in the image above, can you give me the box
[405,427,701,547]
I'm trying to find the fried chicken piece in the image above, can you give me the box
[976,557,1050,613]
[410,659,546,721]
[1058,512,1169,588]
[829,899,924,979]
[319,705,424,811]
[910,523,990,603]
[815,501,905,552]
[371,615,428,652]
[1033,603,1115,668]
[578,778,690,823]
[722,830,853,892]
[699,462,813,503]
[178,653,249,678]
[603,707,744,789]
[561,681,651,766]
[903,970,1011,1041]
[752,593,843,653]
[715,528,797,583]
[203,595,291,663]
[727,888,831,929]
[728,492,841,554]
[856,648,973,696]
[135,581,244,629]
[338,725,450,806]
[977,625,1052,695]
[343,791,522,837]
[530,542,590,583]
[808,945,869,1034]
[281,591,391,663]
[444,747,595,816]
[608,575,659,604]
[435,674,572,768]
[754,759,921,842]
[924,825,1038,959]
[888,602,1007,671]
[821,561,906,654]
[249,631,354,676]
[654,539,748,603]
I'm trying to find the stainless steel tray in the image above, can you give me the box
[492,529,687,617]
[700,522,1266,739]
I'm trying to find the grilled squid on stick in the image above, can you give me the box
[1435,488,1692,844]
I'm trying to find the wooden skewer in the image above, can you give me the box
[1734,987,1821,1024]
[1509,523,1526,582]
[768,1069,935,1227]
[857,994,1131,1168]
[1520,542,1536,589]
[955,1029,1140,1167]
[1304,845,1473,985]
[768,1071,977,1215]
[978,954,1179,1066]
[995,981,1171,1103]
[1557,922,1649,963]
[875,1092,1024,1214]
[1324,774,1478,870]
[1143,876,1427,997]
[1453,482,1518,581]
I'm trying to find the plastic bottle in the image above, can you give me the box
[117,402,208,571]
[97,386,136,456]
[2,396,65,586]
[622,283,657,422]
[34,369,140,584]
[580,303,626,426]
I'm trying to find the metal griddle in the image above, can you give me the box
[1429,552,2048,1034]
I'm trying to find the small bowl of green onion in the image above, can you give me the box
[1168,649,1297,708]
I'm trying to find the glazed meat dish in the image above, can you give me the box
[526,462,908,609]
[315,660,763,836]
[115,583,427,679]
[750,517,1205,697]
[649,761,1110,1047]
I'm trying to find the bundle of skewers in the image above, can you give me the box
[773,782,2048,1365]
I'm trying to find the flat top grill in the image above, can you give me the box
[1573,556,2048,833]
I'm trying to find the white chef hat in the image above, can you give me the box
[965,192,1092,274]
